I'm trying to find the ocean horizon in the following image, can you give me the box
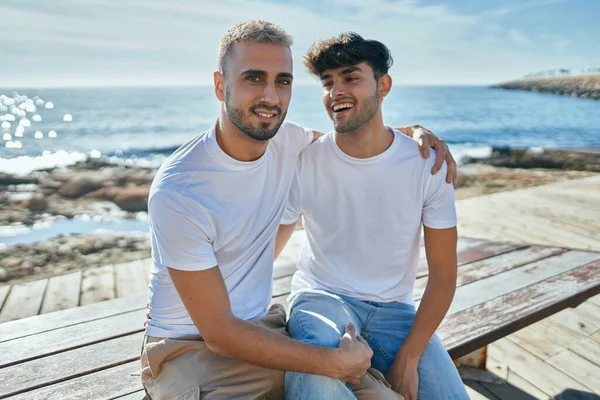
[2,84,600,175]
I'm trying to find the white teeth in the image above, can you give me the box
[256,112,274,118]
[333,103,354,111]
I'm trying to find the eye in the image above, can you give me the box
[347,76,359,82]
[278,79,292,86]
[322,81,333,89]
[246,75,261,82]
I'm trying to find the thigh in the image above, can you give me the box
[287,292,362,348]
[142,305,288,400]
[416,335,469,400]
[361,302,417,374]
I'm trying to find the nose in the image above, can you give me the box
[261,82,279,106]
[329,81,345,99]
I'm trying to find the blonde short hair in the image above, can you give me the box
[219,20,293,71]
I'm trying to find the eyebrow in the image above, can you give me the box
[320,66,363,80]
[241,69,266,77]
[240,70,294,80]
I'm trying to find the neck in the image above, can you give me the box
[216,108,268,162]
[335,112,393,159]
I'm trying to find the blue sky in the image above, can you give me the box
[1,0,598,87]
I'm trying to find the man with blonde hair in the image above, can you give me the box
[141,20,453,399]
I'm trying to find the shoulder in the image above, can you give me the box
[271,121,313,148]
[300,131,331,156]
[150,130,213,198]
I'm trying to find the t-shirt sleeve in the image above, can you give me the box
[285,122,314,153]
[422,159,457,229]
[148,190,218,271]
[281,169,302,225]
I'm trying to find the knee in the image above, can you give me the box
[287,310,343,348]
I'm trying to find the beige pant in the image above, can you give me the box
[141,304,402,400]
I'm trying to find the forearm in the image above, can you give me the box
[206,316,340,377]
[275,222,296,259]
[396,275,456,363]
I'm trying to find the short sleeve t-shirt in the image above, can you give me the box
[282,130,457,305]
[146,120,313,338]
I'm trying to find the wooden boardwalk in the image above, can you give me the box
[0,175,599,398]
[457,174,600,252]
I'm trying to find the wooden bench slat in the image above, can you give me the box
[417,241,522,277]
[440,260,600,359]
[0,286,10,311]
[445,250,600,315]
[0,279,48,323]
[0,294,145,343]
[113,390,145,400]
[40,271,82,315]
[0,333,143,398]
[80,264,115,306]
[115,260,152,298]
[6,361,141,400]
[413,246,566,300]
[0,309,145,368]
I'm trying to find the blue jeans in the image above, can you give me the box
[284,291,469,400]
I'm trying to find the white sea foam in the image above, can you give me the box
[45,102,54,109]
[0,150,87,175]
[447,144,493,165]
[63,114,73,122]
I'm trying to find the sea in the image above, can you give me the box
[1,85,600,246]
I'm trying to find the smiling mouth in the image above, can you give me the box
[252,109,278,121]
[332,102,354,113]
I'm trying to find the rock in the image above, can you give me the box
[464,147,600,172]
[0,173,37,186]
[38,177,62,190]
[58,177,105,198]
[114,191,149,212]
[2,257,21,269]
[23,195,48,212]
[0,267,7,281]
[57,244,72,255]
[78,242,97,255]
[88,185,149,212]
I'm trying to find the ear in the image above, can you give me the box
[378,74,392,98]
[214,71,225,102]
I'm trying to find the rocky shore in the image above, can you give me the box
[0,149,598,286]
[492,74,600,100]
[0,232,150,284]
[0,159,154,228]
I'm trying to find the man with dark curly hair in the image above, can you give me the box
[277,33,469,400]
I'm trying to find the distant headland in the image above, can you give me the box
[493,66,600,100]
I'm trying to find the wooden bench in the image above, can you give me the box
[1,236,599,399]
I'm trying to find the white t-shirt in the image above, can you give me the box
[146,120,313,338]
[281,130,457,305]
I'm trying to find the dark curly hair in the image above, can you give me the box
[304,32,393,79]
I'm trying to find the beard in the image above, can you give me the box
[225,97,286,141]
[332,91,379,134]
